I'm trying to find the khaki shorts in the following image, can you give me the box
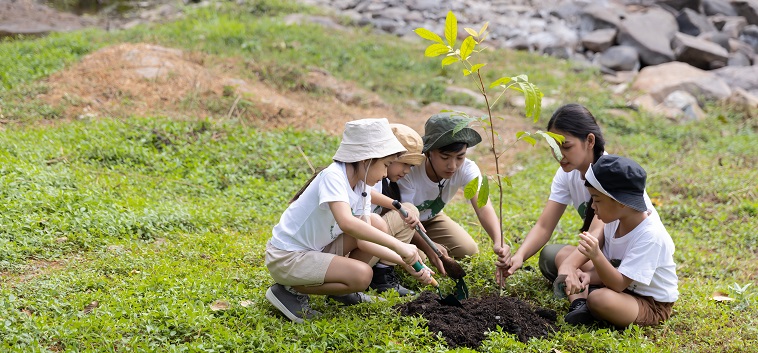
[421,212,478,258]
[373,202,421,266]
[628,290,675,326]
[265,236,345,287]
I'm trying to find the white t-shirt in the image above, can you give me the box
[397,159,481,221]
[602,215,679,303]
[269,162,371,252]
[548,167,659,221]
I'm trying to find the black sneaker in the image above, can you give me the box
[326,292,384,306]
[369,265,415,296]
[265,284,321,323]
[564,298,597,326]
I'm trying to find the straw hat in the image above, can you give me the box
[389,124,425,166]
[333,118,407,163]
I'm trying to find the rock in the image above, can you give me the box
[632,61,732,103]
[712,65,758,90]
[662,90,706,121]
[677,8,717,36]
[703,0,738,15]
[672,32,730,69]
[741,25,758,52]
[733,0,758,25]
[727,51,752,65]
[582,28,617,52]
[617,7,678,66]
[657,0,703,11]
[712,15,748,38]
[579,3,623,33]
[727,87,758,111]
[597,45,641,71]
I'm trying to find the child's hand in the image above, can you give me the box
[400,211,421,229]
[402,262,435,285]
[495,253,521,285]
[577,231,601,261]
[563,269,588,295]
[397,242,421,266]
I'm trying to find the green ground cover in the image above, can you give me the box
[1,0,756,351]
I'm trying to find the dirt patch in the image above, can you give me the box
[397,291,557,349]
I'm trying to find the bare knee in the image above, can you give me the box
[347,262,373,291]
[369,214,388,233]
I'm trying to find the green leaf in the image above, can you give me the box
[502,175,512,187]
[464,28,478,37]
[445,11,457,48]
[414,28,444,43]
[452,117,472,135]
[469,63,485,73]
[460,36,476,60]
[478,22,489,37]
[521,136,537,146]
[489,76,512,89]
[464,176,479,199]
[477,174,489,208]
[424,43,450,57]
[441,56,459,67]
[546,131,565,144]
[536,130,563,162]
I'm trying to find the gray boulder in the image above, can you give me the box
[617,7,678,65]
[702,0,737,15]
[632,61,732,103]
[733,0,758,25]
[673,32,730,69]
[677,8,717,35]
[597,45,641,71]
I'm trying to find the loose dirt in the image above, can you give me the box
[397,291,557,349]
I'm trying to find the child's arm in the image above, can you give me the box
[329,201,420,265]
[355,239,434,284]
[370,189,422,229]
[576,232,633,292]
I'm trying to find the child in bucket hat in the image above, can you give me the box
[359,123,442,296]
[395,112,508,267]
[265,118,434,323]
[561,154,678,328]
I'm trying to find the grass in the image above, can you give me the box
[1,0,757,351]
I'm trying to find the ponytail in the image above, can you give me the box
[546,104,605,232]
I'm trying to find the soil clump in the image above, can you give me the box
[396,291,557,349]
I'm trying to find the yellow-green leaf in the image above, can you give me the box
[477,175,489,208]
[463,69,472,76]
[479,22,489,37]
[464,176,479,199]
[425,43,450,57]
[414,28,444,43]
[537,130,563,161]
[502,175,512,188]
[460,36,476,60]
[464,27,478,37]
[546,131,565,144]
[413,28,445,44]
[489,76,512,88]
[445,11,457,48]
[521,135,537,146]
[470,63,485,73]
[441,56,459,67]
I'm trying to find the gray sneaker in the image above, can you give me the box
[265,284,320,323]
[327,292,384,306]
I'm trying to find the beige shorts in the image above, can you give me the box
[421,212,479,258]
[628,290,675,326]
[265,236,345,287]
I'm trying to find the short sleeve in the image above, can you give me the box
[460,159,482,186]
[318,170,350,209]
[548,167,571,205]
[617,240,661,285]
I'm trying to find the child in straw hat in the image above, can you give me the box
[265,118,433,323]
[353,124,449,296]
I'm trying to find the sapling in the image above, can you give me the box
[414,11,565,270]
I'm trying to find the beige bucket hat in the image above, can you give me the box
[333,118,407,163]
[389,124,425,166]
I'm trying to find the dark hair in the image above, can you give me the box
[437,142,468,153]
[547,104,606,232]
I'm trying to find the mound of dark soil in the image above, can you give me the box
[396,291,557,349]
